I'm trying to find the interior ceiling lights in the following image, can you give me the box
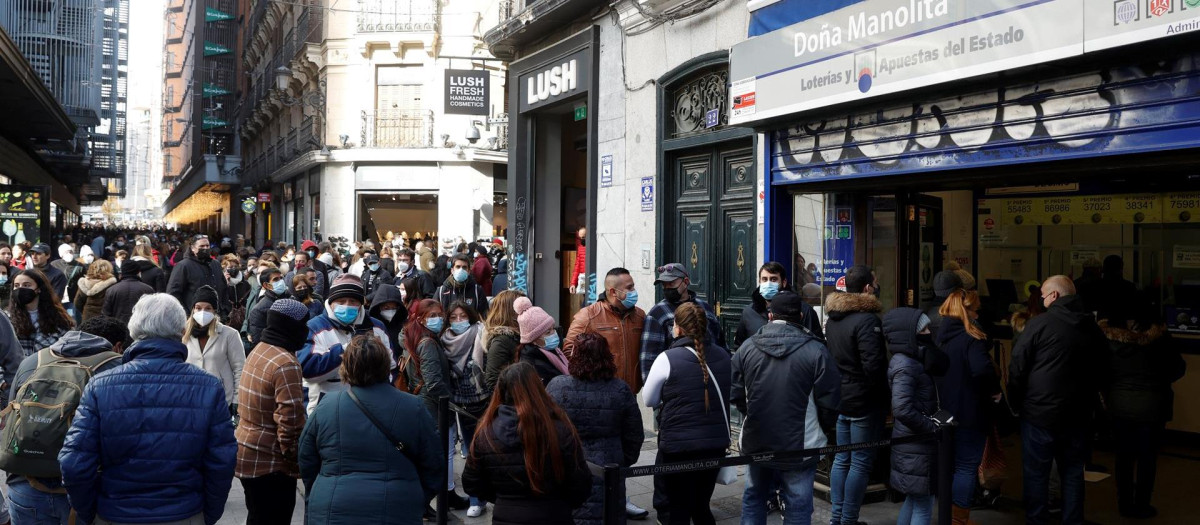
[165,190,226,224]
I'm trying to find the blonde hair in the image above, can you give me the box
[86,259,114,281]
[939,289,986,340]
[133,244,157,266]
[485,289,524,335]
[182,307,219,340]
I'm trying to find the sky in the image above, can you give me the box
[124,0,167,208]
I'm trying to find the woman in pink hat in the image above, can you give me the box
[514,296,568,385]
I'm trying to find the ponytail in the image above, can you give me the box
[674,302,711,412]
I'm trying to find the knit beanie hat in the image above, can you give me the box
[515,296,555,344]
[916,313,932,334]
[191,285,219,311]
[327,274,365,303]
[270,298,310,321]
[932,270,963,299]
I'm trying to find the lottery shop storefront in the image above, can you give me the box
[732,1,1200,436]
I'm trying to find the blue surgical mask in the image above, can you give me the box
[333,304,359,324]
[272,280,287,295]
[621,289,638,309]
[452,268,468,283]
[450,320,471,334]
[425,316,444,333]
[368,263,380,272]
[543,332,561,350]
[0,275,8,286]
[759,281,781,300]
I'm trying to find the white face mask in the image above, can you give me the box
[228,273,243,285]
[380,309,398,322]
[82,255,94,264]
[62,254,75,263]
[193,310,215,327]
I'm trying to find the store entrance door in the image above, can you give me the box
[902,194,944,309]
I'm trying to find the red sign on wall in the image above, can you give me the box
[256,192,272,203]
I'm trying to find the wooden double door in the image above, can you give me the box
[664,141,756,345]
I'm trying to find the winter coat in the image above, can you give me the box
[920,297,948,341]
[492,258,509,294]
[471,256,494,297]
[546,376,643,525]
[519,343,567,386]
[51,259,85,303]
[462,405,593,525]
[416,246,436,275]
[643,337,731,455]
[100,275,155,324]
[569,241,586,291]
[299,384,443,525]
[410,336,451,418]
[297,305,393,414]
[167,254,229,317]
[484,326,520,393]
[731,321,841,469]
[934,319,1000,432]
[76,276,116,321]
[367,284,407,356]
[883,308,939,496]
[361,268,393,301]
[1008,294,1110,430]
[733,289,824,350]
[824,292,887,418]
[0,314,24,406]
[1100,321,1186,423]
[58,337,237,525]
[35,263,68,301]
[136,260,167,292]
[434,276,489,318]
[185,323,247,406]
[392,267,436,298]
[246,289,283,344]
[564,300,646,393]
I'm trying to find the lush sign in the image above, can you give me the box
[444,69,489,115]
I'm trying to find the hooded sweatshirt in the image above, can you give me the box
[367,284,407,355]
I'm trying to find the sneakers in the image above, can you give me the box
[626,500,650,520]
[467,505,486,518]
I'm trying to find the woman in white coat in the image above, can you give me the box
[183,285,246,409]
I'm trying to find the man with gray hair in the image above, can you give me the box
[1009,276,1109,525]
[59,294,237,525]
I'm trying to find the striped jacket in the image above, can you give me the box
[297,302,394,414]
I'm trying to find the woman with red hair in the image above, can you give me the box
[463,362,592,524]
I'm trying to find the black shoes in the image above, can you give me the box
[447,491,471,510]
[1119,504,1158,519]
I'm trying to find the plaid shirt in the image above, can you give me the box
[235,342,306,478]
[639,297,725,383]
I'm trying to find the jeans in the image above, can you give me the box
[829,411,884,525]
[896,494,933,525]
[240,472,297,525]
[1112,418,1163,510]
[8,481,70,525]
[456,403,487,507]
[659,449,723,525]
[952,427,986,508]
[1022,421,1088,525]
[742,464,816,525]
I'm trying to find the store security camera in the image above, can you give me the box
[466,121,482,144]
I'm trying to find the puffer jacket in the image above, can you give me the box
[299,384,443,525]
[58,337,236,525]
[76,276,116,321]
[135,259,167,292]
[298,304,393,414]
[644,337,731,455]
[824,292,887,417]
[883,308,939,497]
[462,405,592,525]
[564,299,646,392]
[484,326,520,392]
[733,289,824,350]
[731,321,841,469]
[245,288,283,344]
[100,275,155,324]
[546,376,643,525]
[934,318,1000,432]
[185,323,247,406]
[1101,321,1186,423]
[410,335,451,418]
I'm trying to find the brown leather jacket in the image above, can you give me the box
[565,300,646,393]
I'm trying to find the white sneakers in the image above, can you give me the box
[626,500,650,519]
[466,505,486,518]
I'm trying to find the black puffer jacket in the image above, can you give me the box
[462,405,592,525]
[166,253,228,316]
[137,261,167,292]
[100,275,155,324]
[1101,321,1185,424]
[1008,294,1110,430]
[733,289,824,350]
[824,292,887,417]
[246,289,283,345]
[484,327,520,392]
[652,337,731,455]
[518,343,566,386]
[883,308,939,497]
[546,376,643,525]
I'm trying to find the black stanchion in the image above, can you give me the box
[437,396,450,525]
[936,424,955,525]
[602,463,624,525]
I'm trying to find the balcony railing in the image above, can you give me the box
[361,110,434,148]
[357,0,439,32]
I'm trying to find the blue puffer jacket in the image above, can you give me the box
[58,337,237,525]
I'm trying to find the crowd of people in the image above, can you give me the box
[0,224,1180,525]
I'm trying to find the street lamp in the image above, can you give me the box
[273,66,330,155]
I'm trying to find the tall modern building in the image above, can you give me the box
[0,0,129,205]
[122,106,160,217]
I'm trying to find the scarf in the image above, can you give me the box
[538,346,570,376]
[442,322,485,378]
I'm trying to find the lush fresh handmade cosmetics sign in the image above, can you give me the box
[730,0,1082,125]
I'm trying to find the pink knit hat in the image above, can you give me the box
[515,296,555,344]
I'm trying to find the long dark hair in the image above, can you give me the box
[8,269,73,337]
[402,299,444,368]
[397,277,423,308]
[471,362,581,495]
[674,302,711,412]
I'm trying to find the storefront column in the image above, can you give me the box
[321,163,355,242]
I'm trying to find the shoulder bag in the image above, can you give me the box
[346,388,419,465]
[686,347,738,485]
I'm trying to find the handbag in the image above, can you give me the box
[346,388,419,465]
[687,347,739,485]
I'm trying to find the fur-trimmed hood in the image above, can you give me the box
[484,325,519,346]
[825,292,882,319]
[77,276,117,296]
[1099,320,1167,346]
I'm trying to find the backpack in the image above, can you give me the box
[0,349,121,478]
[393,337,430,395]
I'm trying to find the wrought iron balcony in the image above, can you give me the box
[357,0,439,33]
[361,110,434,149]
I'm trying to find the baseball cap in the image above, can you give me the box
[30,243,51,255]
[768,291,807,320]
[655,263,689,284]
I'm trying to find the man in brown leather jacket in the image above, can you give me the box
[565,267,646,393]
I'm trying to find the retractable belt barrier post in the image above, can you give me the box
[936,424,956,525]
[437,396,450,525]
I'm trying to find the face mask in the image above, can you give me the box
[620,289,638,309]
[450,320,470,334]
[446,261,453,269]
[759,281,780,300]
[15,288,37,306]
[307,250,318,259]
[333,304,359,324]
[195,248,211,261]
[193,310,215,326]
[543,332,561,350]
[425,316,444,333]
[228,273,243,285]
[83,255,94,264]
[63,254,75,263]
[380,309,398,322]
[0,276,7,286]
[400,288,408,301]
[294,288,311,299]
[452,268,468,283]
[318,253,334,266]
[271,280,287,295]
[369,263,380,272]
[664,286,683,304]
[917,333,935,347]
[397,261,411,273]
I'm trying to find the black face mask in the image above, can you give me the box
[294,288,311,299]
[916,333,935,347]
[15,288,37,307]
[195,248,211,261]
[664,286,683,304]
[226,268,240,278]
